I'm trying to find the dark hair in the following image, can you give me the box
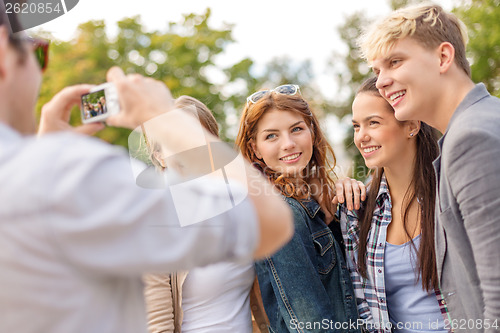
[1,1,26,52]
[356,77,440,291]
[236,90,337,217]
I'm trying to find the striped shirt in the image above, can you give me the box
[339,175,452,333]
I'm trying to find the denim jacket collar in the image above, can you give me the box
[297,198,321,219]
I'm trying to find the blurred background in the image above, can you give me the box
[32,0,500,180]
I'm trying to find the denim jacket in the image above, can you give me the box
[255,197,362,333]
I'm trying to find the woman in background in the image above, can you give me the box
[143,96,255,333]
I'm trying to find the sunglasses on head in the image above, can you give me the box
[246,84,301,105]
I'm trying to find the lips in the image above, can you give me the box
[361,146,381,157]
[388,90,406,106]
[280,152,301,162]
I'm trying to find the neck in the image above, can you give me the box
[0,95,36,135]
[430,72,476,133]
[0,111,36,134]
[383,157,415,205]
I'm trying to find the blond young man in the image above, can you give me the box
[358,3,500,332]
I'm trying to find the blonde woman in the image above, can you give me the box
[143,96,255,333]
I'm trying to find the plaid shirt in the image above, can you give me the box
[339,175,452,333]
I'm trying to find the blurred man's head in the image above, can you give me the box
[0,0,43,134]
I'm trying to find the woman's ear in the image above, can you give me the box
[407,120,421,138]
[250,140,262,159]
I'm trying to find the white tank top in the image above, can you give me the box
[181,261,255,333]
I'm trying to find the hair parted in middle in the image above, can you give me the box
[236,89,338,216]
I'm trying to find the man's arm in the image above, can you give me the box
[104,67,292,259]
[38,85,105,136]
[39,68,293,261]
[446,127,500,327]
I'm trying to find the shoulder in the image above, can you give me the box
[31,132,132,199]
[283,196,302,211]
[443,96,500,161]
[444,123,500,164]
[9,131,126,186]
[446,94,500,144]
[283,196,320,220]
[43,133,126,178]
[282,197,315,233]
[2,132,130,215]
[283,196,307,220]
[338,202,361,236]
[37,132,126,165]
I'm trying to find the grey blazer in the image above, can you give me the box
[433,84,500,333]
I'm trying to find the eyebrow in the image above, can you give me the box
[376,51,407,66]
[260,121,305,133]
[352,115,383,124]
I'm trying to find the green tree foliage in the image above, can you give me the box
[222,55,319,140]
[329,11,372,180]
[37,7,324,151]
[454,0,500,96]
[254,57,323,113]
[37,9,252,146]
[36,2,498,174]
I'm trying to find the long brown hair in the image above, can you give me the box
[235,89,337,217]
[356,77,440,291]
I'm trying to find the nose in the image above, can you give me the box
[281,133,296,151]
[375,71,392,91]
[354,126,370,147]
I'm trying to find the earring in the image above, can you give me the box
[410,133,414,137]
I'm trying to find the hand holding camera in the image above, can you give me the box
[80,83,120,124]
[39,67,175,135]
[38,85,105,135]
[104,67,175,128]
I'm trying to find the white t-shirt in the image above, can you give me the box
[181,261,255,333]
[0,124,258,333]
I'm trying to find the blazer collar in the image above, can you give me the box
[445,83,490,134]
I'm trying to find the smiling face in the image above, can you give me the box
[352,92,416,170]
[251,108,313,178]
[371,37,442,126]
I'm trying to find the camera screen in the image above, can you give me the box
[81,89,108,120]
